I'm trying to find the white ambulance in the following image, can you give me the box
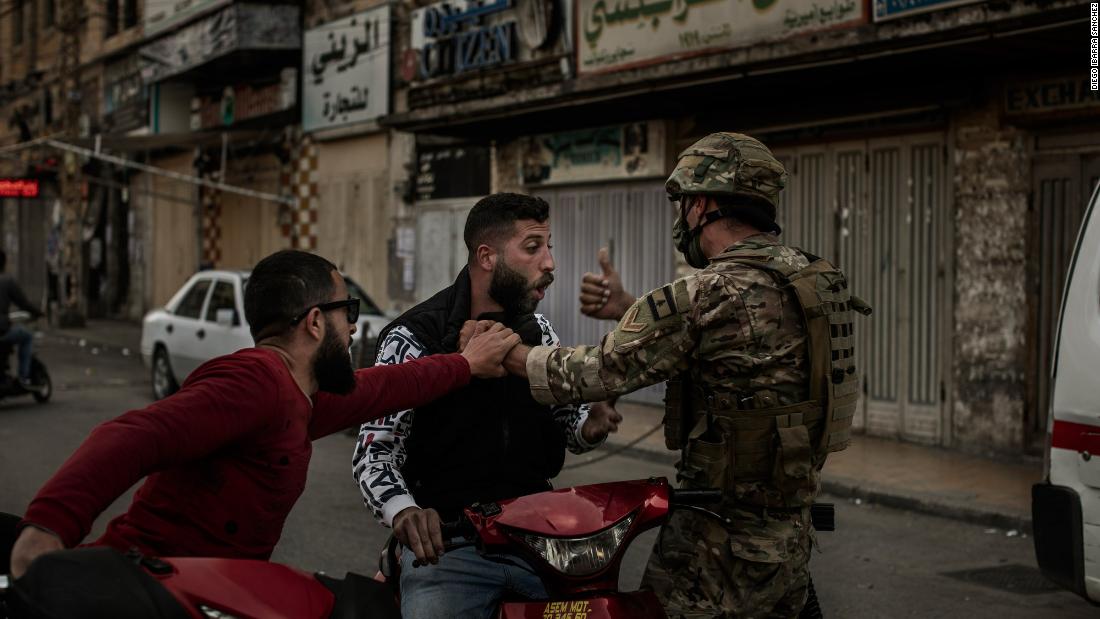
[1034,181,1100,604]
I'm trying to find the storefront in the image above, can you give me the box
[385,0,1087,455]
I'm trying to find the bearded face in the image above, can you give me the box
[313,315,356,394]
[489,258,554,316]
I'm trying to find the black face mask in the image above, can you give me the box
[313,317,356,395]
[488,259,553,317]
[672,199,710,269]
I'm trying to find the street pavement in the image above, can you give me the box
[0,336,1095,617]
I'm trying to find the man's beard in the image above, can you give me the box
[313,317,356,394]
[489,260,553,316]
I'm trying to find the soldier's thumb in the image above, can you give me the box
[598,248,614,276]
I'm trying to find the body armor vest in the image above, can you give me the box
[663,247,871,504]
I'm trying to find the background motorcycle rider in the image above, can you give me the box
[353,193,621,619]
[7,249,519,578]
[0,249,45,391]
[502,133,866,618]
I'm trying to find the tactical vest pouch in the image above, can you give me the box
[772,414,815,497]
[676,434,729,491]
[663,374,695,451]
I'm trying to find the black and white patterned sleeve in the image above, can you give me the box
[535,314,603,454]
[351,325,424,527]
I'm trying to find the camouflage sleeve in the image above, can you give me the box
[528,276,698,406]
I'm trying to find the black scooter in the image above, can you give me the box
[0,313,50,404]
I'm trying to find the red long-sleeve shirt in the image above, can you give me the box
[21,347,470,559]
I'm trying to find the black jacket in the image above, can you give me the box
[377,268,567,521]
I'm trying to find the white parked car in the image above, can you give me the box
[141,270,391,400]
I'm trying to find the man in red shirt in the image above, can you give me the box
[7,249,519,577]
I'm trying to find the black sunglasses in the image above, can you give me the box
[290,298,361,326]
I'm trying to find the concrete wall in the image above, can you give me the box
[950,96,1032,456]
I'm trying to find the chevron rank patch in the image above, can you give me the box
[647,285,679,321]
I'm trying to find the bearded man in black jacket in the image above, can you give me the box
[352,193,621,619]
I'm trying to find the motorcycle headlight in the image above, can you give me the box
[514,513,635,576]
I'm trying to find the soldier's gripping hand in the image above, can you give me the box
[393,506,444,566]
[579,248,635,321]
[461,323,520,379]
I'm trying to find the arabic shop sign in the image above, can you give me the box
[578,0,865,75]
[143,0,230,37]
[416,145,491,201]
[519,122,665,185]
[195,69,297,129]
[410,0,519,81]
[873,0,983,21]
[140,3,301,84]
[303,6,391,132]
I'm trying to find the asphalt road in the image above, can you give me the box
[0,337,1095,618]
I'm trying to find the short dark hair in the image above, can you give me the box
[463,193,550,260]
[245,250,338,341]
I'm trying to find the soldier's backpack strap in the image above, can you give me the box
[722,251,871,460]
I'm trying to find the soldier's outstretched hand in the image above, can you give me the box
[580,400,623,444]
[580,248,635,321]
[461,323,520,378]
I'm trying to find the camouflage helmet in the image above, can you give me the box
[666,132,788,232]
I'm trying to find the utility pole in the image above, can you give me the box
[57,0,85,326]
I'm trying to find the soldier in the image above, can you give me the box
[500,132,869,618]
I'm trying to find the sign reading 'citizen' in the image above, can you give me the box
[410,0,519,80]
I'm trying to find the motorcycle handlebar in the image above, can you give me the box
[669,488,723,506]
[438,518,476,542]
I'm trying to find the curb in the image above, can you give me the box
[819,477,1032,535]
[601,437,1033,535]
[38,330,141,357]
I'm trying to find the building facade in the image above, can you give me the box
[0,0,1092,457]
[385,0,1094,456]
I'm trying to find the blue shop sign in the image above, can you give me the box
[873,0,983,21]
[411,0,519,80]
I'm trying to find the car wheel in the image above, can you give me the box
[152,346,179,400]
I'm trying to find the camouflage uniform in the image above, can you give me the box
[526,133,864,618]
[527,235,816,618]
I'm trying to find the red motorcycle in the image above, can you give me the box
[0,511,399,619]
[1,478,828,618]
[377,476,829,619]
